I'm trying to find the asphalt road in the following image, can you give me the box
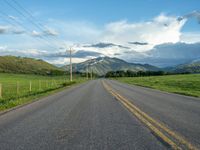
[0,79,199,150]
[106,79,200,149]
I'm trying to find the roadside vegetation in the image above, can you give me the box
[105,70,190,78]
[113,74,200,98]
[0,73,86,111]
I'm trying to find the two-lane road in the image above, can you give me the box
[106,79,200,149]
[0,79,199,150]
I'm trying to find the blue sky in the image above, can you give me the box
[0,0,200,66]
[3,0,199,30]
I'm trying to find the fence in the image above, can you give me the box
[0,79,69,101]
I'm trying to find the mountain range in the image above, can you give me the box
[63,56,200,75]
[62,57,159,75]
[0,56,199,76]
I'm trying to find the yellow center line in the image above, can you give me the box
[102,80,197,150]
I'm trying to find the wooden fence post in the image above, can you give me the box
[29,81,32,92]
[46,80,48,88]
[51,80,54,87]
[54,80,57,87]
[0,83,2,98]
[17,81,19,94]
[39,80,41,90]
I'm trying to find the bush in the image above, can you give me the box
[62,81,76,87]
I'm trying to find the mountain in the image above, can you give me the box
[170,59,200,73]
[0,56,64,75]
[62,57,159,75]
[135,42,200,67]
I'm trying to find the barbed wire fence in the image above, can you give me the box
[0,79,70,101]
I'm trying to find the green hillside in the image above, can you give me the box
[173,60,200,73]
[62,57,159,75]
[0,56,64,75]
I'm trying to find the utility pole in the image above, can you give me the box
[69,47,73,82]
[90,68,93,80]
[66,47,73,82]
[86,63,89,79]
[74,63,76,80]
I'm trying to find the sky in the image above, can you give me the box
[0,0,200,66]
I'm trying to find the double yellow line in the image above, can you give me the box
[102,81,197,150]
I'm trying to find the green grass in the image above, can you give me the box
[114,74,200,98]
[0,56,64,75]
[0,73,86,111]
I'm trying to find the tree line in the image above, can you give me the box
[105,70,190,78]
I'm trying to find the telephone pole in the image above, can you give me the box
[67,47,73,82]
[90,68,93,80]
[70,47,73,82]
[74,64,76,80]
[86,63,89,79]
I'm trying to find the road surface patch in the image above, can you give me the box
[102,80,197,150]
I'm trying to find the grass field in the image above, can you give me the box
[0,73,86,111]
[114,74,200,98]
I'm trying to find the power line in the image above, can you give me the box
[0,9,57,50]
[3,0,59,49]
[10,0,66,47]
[0,10,19,27]
[11,0,45,31]
[4,0,44,32]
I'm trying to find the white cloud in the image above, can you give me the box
[43,28,58,36]
[16,13,192,63]
[0,24,25,35]
[101,14,186,52]
[63,14,188,57]
[31,28,58,37]
[180,32,200,43]
[0,48,48,57]
[0,45,7,50]
[31,30,42,37]
[47,57,87,65]
[0,13,199,65]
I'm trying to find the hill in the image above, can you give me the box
[171,60,200,73]
[0,56,64,75]
[62,57,159,75]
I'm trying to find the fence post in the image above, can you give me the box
[46,80,48,88]
[17,81,19,94]
[54,80,57,87]
[0,83,2,98]
[39,80,41,90]
[29,81,32,92]
[51,80,54,87]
